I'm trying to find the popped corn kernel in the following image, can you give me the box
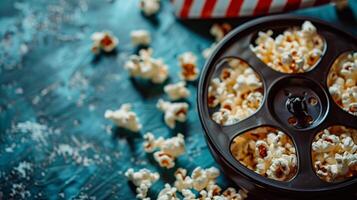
[251,21,324,73]
[164,81,190,100]
[124,48,168,84]
[143,132,185,169]
[178,52,199,81]
[139,0,160,16]
[191,167,220,191]
[312,126,357,182]
[104,103,142,132]
[131,29,151,46]
[174,168,193,191]
[210,23,232,42]
[208,58,264,125]
[157,184,179,200]
[125,168,159,199]
[156,99,189,129]
[328,52,357,116]
[91,31,118,54]
[230,127,297,181]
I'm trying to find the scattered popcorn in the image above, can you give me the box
[164,81,190,100]
[210,23,232,42]
[131,29,151,46]
[125,168,160,199]
[251,21,324,73]
[191,167,220,191]
[143,132,185,169]
[125,48,169,84]
[230,126,297,181]
[157,184,179,200]
[208,58,264,125]
[178,52,199,81]
[327,52,357,116]
[139,0,160,16]
[156,99,189,129]
[91,31,118,54]
[104,103,142,132]
[312,126,357,182]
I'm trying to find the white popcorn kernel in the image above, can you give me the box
[174,168,193,191]
[210,23,232,42]
[222,187,248,200]
[181,189,196,200]
[143,132,185,169]
[164,81,190,100]
[139,0,160,16]
[124,48,169,84]
[156,99,189,129]
[125,168,159,199]
[191,167,220,191]
[233,68,262,94]
[131,30,151,46]
[154,151,175,169]
[178,52,199,81]
[157,184,179,200]
[266,158,291,181]
[104,103,142,132]
[91,31,118,54]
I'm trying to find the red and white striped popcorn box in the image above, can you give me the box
[172,0,332,19]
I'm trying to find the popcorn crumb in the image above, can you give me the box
[178,52,199,81]
[125,48,169,84]
[91,31,118,54]
[131,30,151,46]
[125,168,160,199]
[164,81,190,100]
[143,132,185,169]
[139,0,160,16]
[156,99,189,129]
[104,103,142,132]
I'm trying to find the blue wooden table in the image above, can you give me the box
[0,0,356,199]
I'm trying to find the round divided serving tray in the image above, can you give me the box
[197,15,357,199]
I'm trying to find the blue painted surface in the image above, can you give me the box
[0,0,356,199]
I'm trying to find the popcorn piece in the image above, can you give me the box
[91,31,118,54]
[164,81,190,100]
[174,168,193,191]
[312,126,357,182]
[157,184,179,200]
[191,167,220,191]
[125,168,160,199]
[104,103,142,132]
[125,48,168,84]
[251,21,324,73]
[230,127,297,181]
[208,58,264,125]
[131,30,151,46]
[328,52,357,116]
[210,23,232,42]
[156,99,189,129]
[143,132,185,169]
[178,52,199,81]
[139,0,160,16]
